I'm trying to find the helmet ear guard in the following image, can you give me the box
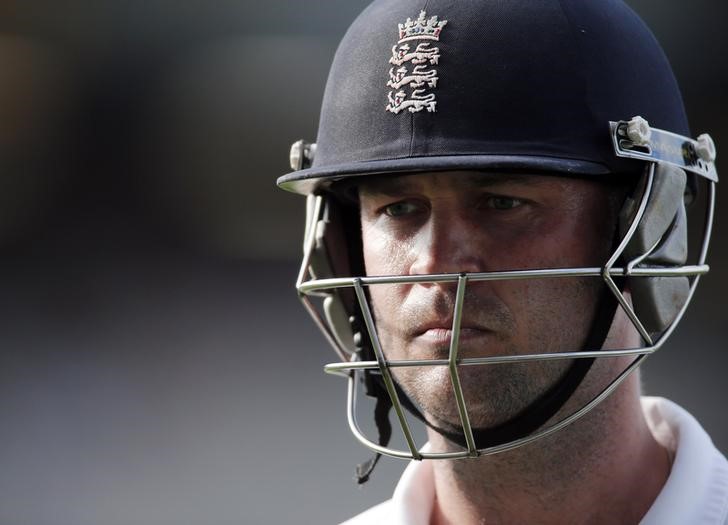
[611,117,718,339]
[300,192,365,360]
[618,163,689,335]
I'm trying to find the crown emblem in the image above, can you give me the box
[398,10,448,43]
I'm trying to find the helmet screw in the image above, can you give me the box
[626,116,652,146]
[289,140,317,171]
[696,133,716,162]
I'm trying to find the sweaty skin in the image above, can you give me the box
[358,171,670,524]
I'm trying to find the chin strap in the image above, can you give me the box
[353,280,621,482]
[354,388,392,484]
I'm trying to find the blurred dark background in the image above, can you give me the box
[0,1,725,523]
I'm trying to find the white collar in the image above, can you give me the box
[640,397,728,524]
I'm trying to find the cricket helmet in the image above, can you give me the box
[277,0,718,472]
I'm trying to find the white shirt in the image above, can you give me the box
[343,397,728,525]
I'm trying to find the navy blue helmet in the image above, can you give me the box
[278,0,718,471]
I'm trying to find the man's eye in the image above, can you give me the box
[383,201,422,217]
[486,196,523,210]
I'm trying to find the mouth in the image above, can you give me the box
[384,291,512,359]
[402,327,497,362]
[416,326,492,347]
[412,321,493,349]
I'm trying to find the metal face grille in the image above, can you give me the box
[295,161,716,460]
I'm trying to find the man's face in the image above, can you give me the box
[358,171,617,434]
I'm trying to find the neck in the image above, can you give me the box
[428,369,670,525]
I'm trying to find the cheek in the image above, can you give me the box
[512,216,608,269]
[361,223,414,275]
[502,276,601,353]
[361,225,415,329]
[560,187,616,265]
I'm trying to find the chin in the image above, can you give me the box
[393,364,513,429]
[393,357,572,432]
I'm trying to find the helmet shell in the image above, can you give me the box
[278,0,689,194]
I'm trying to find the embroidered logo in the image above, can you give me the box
[386,11,447,115]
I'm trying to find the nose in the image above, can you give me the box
[409,208,486,275]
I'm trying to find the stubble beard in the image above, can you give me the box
[371,278,600,436]
[387,341,574,433]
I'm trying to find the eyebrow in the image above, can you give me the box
[357,171,546,196]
